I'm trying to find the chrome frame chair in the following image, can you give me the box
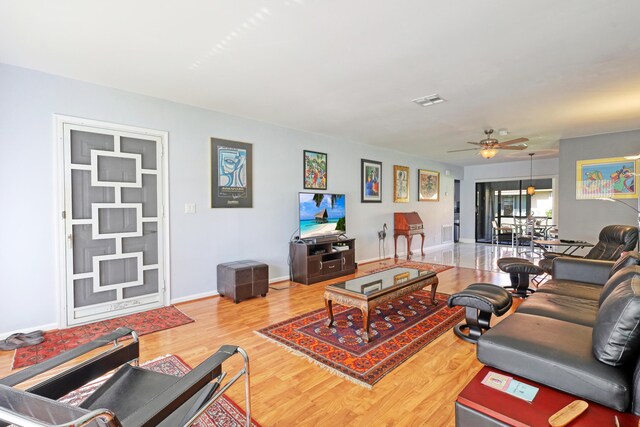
[0,327,251,427]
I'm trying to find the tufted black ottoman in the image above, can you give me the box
[496,257,544,297]
[217,260,269,304]
[447,283,512,343]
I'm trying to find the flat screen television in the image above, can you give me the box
[299,192,346,240]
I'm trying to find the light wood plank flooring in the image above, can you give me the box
[0,258,514,426]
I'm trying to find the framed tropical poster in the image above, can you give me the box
[576,157,637,199]
[361,159,382,203]
[303,150,327,190]
[418,169,440,201]
[211,137,253,208]
[393,165,409,203]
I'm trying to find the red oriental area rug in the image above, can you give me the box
[13,305,194,369]
[61,354,261,427]
[257,287,463,388]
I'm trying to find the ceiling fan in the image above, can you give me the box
[448,129,529,159]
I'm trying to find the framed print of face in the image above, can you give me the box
[303,150,327,190]
[393,165,409,203]
[211,137,253,208]
[361,159,382,203]
[418,169,440,201]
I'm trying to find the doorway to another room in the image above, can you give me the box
[475,178,555,244]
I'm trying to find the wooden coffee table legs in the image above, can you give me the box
[325,298,334,327]
[325,297,372,342]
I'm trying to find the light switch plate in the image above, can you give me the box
[185,203,196,214]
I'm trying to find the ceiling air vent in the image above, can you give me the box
[412,94,446,107]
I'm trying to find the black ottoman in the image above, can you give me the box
[497,257,544,297]
[447,283,512,344]
[217,260,269,304]
[447,283,512,343]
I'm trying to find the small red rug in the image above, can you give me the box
[257,287,463,388]
[12,306,194,369]
[60,354,260,427]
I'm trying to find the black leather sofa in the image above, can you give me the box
[476,251,640,414]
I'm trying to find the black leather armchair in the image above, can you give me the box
[539,224,638,274]
[0,327,251,427]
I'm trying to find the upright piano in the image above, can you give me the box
[393,212,425,260]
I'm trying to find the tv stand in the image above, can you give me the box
[290,238,355,285]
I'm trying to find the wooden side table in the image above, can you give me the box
[456,366,639,426]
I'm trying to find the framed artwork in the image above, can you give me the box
[211,137,253,208]
[393,272,410,285]
[303,150,327,190]
[393,165,409,203]
[418,169,440,201]
[362,281,382,294]
[576,157,637,199]
[361,159,382,203]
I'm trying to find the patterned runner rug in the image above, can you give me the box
[257,262,462,388]
[13,305,194,369]
[61,354,260,427]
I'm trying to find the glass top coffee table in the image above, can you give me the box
[323,267,438,342]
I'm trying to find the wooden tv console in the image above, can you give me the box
[290,238,355,285]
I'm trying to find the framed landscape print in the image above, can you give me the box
[393,165,409,203]
[361,159,382,203]
[418,169,440,201]
[303,150,327,190]
[211,137,253,208]
[576,157,638,199]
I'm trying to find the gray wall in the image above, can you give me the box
[0,63,463,335]
[558,130,640,243]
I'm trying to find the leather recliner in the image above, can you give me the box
[539,224,638,275]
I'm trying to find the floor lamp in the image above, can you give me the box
[598,197,640,251]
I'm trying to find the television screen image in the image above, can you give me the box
[299,193,346,239]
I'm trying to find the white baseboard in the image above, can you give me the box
[459,238,476,244]
[170,275,292,304]
[1,322,59,340]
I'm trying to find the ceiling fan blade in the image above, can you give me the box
[498,145,528,150]
[499,137,529,146]
[466,142,485,146]
[447,148,481,153]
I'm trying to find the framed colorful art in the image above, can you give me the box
[211,137,253,208]
[575,157,637,199]
[303,150,327,190]
[361,159,382,203]
[418,169,440,201]
[393,165,409,203]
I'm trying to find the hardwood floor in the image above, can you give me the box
[0,258,514,426]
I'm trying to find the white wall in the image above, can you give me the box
[459,158,560,241]
[0,63,462,334]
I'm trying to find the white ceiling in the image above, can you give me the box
[2,0,640,166]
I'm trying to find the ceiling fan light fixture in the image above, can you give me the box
[480,148,497,159]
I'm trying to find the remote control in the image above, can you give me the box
[548,400,588,427]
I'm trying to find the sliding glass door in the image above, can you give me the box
[475,179,553,243]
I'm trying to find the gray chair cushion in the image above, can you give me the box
[516,292,598,327]
[477,313,631,412]
[447,283,512,316]
[599,266,640,306]
[536,280,602,301]
[609,252,640,278]
[593,277,640,367]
